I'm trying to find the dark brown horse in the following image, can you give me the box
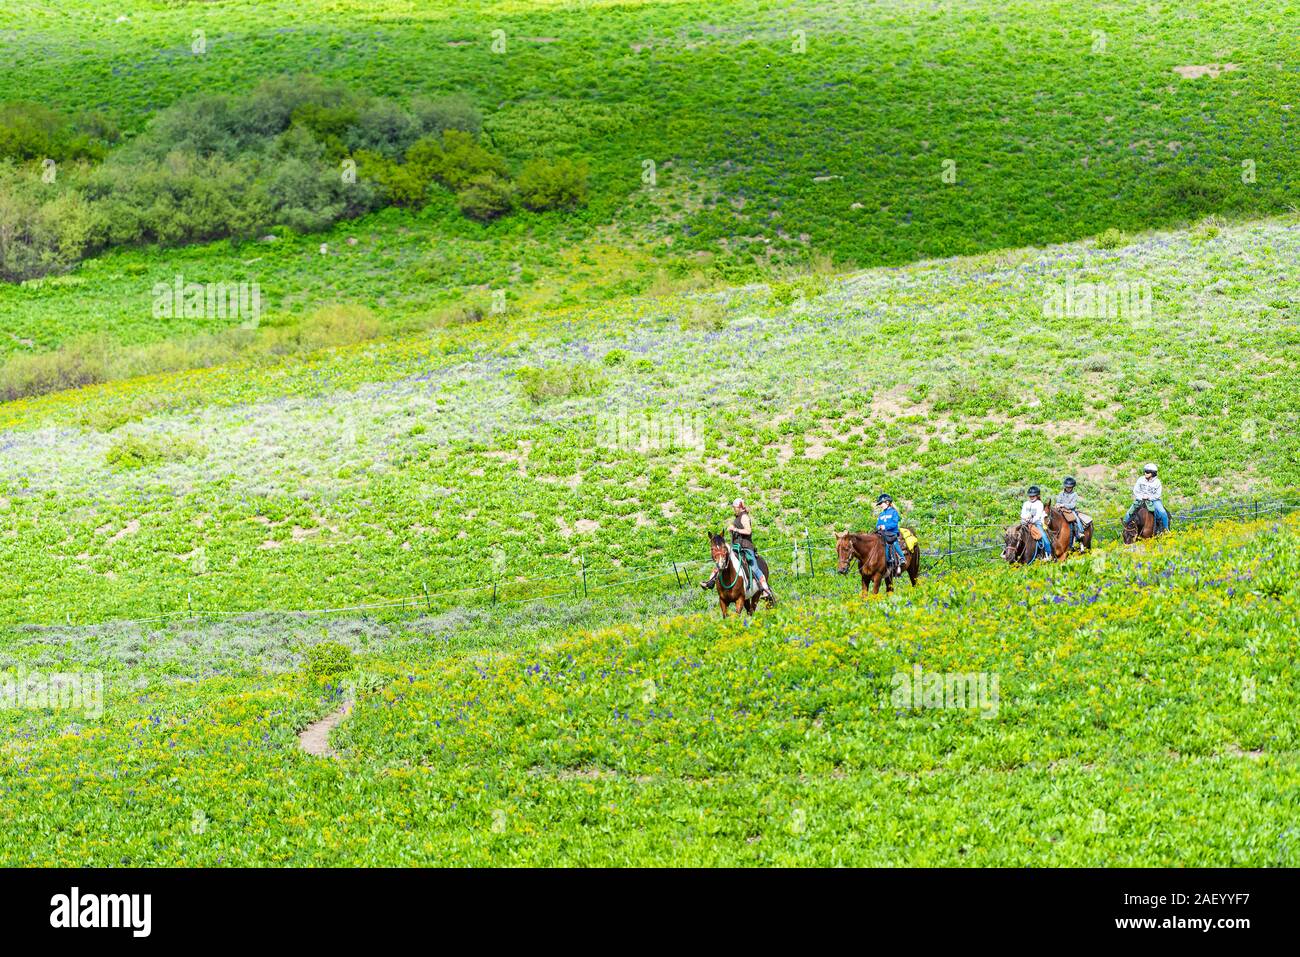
[835,531,919,597]
[707,533,773,617]
[1002,523,1044,565]
[1122,502,1165,544]
[1043,500,1092,559]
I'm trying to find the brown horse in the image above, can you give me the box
[835,531,919,597]
[1002,523,1044,565]
[1121,502,1164,544]
[707,533,773,617]
[1043,500,1092,559]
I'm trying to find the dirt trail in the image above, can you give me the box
[298,699,354,758]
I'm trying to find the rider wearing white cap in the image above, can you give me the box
[1124,463,1169,532]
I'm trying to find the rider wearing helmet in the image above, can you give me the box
[701,498,773,599]
[1124,463,1169,533]
[1021,485,1049,558]
[1057,476,1085,545]
[874,493,906,571]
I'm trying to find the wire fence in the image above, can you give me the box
[32,495,1297,631]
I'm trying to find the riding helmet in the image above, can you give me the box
[1027,485,1041,496]
[1063,476,1076,489]
[876,493,893,505]
[1143,463,1158,474]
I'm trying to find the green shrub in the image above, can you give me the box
[105,433,206,470]
[0,102,117,161]
[516,362,607,404]
[769,275,827,307]
[456,173,514,221]
[303,641,355,683]
[515,156,590,211]
[410,95,482,137]
[356,149,430,207]
[409,129,508,190]
[1094,228,1130,250]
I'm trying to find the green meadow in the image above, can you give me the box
[0,0,1296,866]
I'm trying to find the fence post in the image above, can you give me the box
[672,561,681,588]
[422,581,432,614]
[581,556,588,598]
[492,581,497,605]
[947,513,953,561]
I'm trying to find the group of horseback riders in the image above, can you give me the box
[702,464,1172,614]
[1013,463,1169,561]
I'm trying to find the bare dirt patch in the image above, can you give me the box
[1173,63,1239,79]
[299,700,353,758]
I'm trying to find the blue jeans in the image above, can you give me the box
[1032,522,1048,558]
[736,547,763,586]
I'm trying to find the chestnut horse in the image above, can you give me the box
[707,532,773,617]
[835,531,919,597]
[1121,502,1163,544]
[1043,500,1092,559]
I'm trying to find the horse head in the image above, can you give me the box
[1003,524,1025,563]
[835,532,856,574]
[709,532,730,568]
[1121,513,1140,545]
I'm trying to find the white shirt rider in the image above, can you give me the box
[1133,475,1163,501]
[1021,499,1045,524]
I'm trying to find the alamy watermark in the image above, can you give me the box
[151,274,262,328]
[889,665,999,719]
[1042,278,1153,320]
[594,408,704,453]
[1,666,103,719]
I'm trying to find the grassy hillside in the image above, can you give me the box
[2,515,1296,865]
[1,0,1296,871]
[0,216,1296,625]
[2,0,1298,356]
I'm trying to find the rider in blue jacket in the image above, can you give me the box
[875,494,906,570]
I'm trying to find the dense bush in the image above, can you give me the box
[0,102,118,162]
[303,641,355,683]
[515,157,590,211]
[0,167,102,281]
[0,78,589,283]
[456,173,515,221]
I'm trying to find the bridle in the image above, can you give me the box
[712,540,740,590]
[836,534,861,575]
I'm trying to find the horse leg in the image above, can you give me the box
[719,596,728,618]
[872,573,883,595]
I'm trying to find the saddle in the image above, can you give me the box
[1061,508,1092,527]
[1027,522,1043,541]
[729,545,763,600]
